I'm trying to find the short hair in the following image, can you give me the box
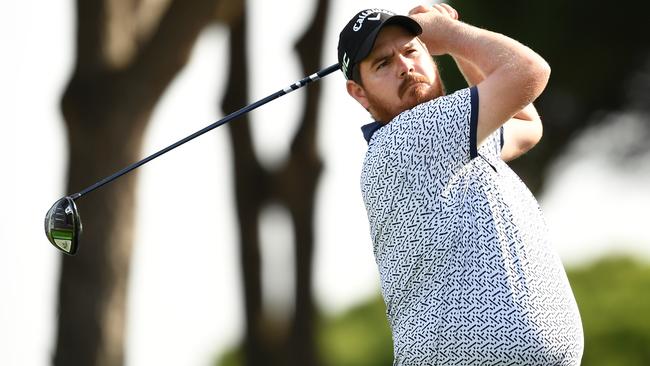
[352,65,363,86]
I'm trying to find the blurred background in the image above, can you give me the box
[1,0,649,365]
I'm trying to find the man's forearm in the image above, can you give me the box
[453,55,484,86]
[513,103,540,122]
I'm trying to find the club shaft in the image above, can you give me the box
[71,63,340,200]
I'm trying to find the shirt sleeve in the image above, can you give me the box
[476,126,505,159]
[469,86,504,160]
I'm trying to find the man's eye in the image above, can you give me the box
[376,61,388,70]
[406,49,417,56]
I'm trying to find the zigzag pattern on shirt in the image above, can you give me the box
[360,88,583,366]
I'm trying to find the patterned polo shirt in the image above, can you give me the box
[360,87,583,365]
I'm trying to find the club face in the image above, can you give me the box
[44,197,82,255]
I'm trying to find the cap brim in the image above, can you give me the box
[354,16,423,64]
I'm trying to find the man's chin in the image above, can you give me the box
[367,83,444,122]
[403,84,439,109]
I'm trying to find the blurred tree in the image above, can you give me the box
[55,0,241,365]
[220,0,330,365]
[443,0,650,194]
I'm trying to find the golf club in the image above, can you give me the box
[44,63,340,255]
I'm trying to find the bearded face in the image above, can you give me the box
[346,25,445,122]
[364,71,444,122]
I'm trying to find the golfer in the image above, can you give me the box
[338,4,583,365]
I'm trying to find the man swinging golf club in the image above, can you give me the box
[338,4,583,365]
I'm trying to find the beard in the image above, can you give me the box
[366,72,445,123]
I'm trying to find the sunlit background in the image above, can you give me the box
[2,0,649,365]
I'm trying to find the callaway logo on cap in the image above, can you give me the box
[337,9,422,80]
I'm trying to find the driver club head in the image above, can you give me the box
[44,196,82,255]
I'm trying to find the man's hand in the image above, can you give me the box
[408,4,459,56]
[409,3,458,20]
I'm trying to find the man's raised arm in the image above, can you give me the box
[453,54,544,162]
[409,4,550,147]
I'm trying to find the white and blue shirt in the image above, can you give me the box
[360,87,583,365]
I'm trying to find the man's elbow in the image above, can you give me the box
[524,57,551,101]
[534,58,551,84]
[502,119,543,162]
[519,119,543,153]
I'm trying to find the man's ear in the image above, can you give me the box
[346,80,370,110]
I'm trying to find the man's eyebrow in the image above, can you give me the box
[368,50,393,67]
[402,41,416,50]
[368,41,416,67]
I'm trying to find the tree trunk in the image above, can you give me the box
[56,73,148,366]
[54,0,229,364]
[222,0,330,364]
[221,10,274,366]
[286,0,330,365]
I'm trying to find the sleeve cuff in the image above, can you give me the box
[500,125,505,151]
[469,86,479,159]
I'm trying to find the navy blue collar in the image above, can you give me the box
[361,121,383,144]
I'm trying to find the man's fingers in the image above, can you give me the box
[408,5,431,16]
[439,3,459,20]
[408,3,458,19]
[431,4,446,14]
[432,4,458,20]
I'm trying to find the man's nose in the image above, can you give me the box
[397,55,414,78]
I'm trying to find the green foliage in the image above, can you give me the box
[216,256,650,365]
[567,257,650,366]
[317,297,392,366]
[216,347,243,366]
